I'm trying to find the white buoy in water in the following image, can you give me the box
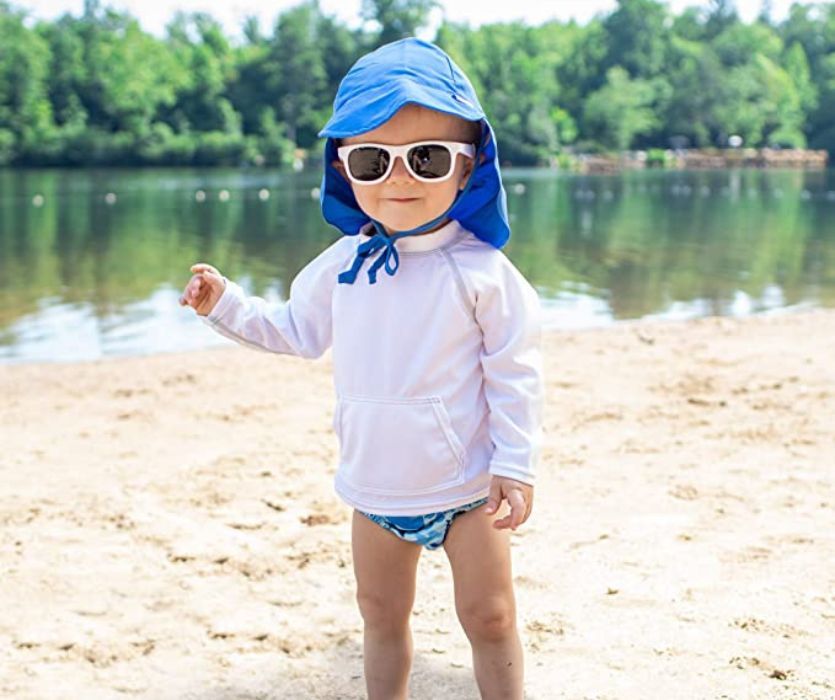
[310,187,321,200]
[195,190,206,202]
[511,183,525,194]
[105,192,117,204]
[218,189,230,201]
[258,188,270,201]
[32,194,44,207]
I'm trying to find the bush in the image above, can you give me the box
[135,123,192,165]
[0,129,16,165]
[192,131,252,166]
[555,152,580,170]
[255,134,295,167]
[645,148,672,167]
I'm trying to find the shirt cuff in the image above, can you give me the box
[488,461,535,486]
[201,277,237,326]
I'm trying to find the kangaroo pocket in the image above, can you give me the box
[334,394,466,496]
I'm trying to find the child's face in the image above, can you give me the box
[333,104,477,234]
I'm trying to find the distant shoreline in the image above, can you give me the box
[556,147,829,174]
[4,148,829,173]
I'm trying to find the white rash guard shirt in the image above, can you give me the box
[202,219,544,516]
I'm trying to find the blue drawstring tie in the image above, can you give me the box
[338,226,409,285]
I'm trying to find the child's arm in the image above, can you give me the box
[180,239,351,359]
[474,256,544,529]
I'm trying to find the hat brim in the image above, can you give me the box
[319,81,484,139]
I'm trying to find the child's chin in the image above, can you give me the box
[379,209,448,233]
[378,214,425,232]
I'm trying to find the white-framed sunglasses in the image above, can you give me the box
[336,140,476,185]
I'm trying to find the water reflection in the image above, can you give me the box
[1,166,833,363]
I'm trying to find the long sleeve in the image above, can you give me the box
[201,238,352,359]
[474,257,544,485]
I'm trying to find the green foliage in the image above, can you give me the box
[0,4,53,160]
[645,148,672,167]
[602,0,671,78]
[270,2,329,146]
[0,0,832,167]
[0,127,14,164]
[361,0,438,46]
[584,67,659,151]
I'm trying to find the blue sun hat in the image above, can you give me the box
[318,37,511,285]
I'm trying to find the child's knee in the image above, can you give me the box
[356,588,413,631]
[457,599,517,642]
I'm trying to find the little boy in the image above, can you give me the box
[180,38,543,700]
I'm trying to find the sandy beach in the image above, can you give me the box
[1,310,833,700]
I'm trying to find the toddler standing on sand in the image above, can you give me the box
[180,38,543,700]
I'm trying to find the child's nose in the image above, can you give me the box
[387,155,413,182]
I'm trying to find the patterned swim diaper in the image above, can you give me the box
[359,497,489,550]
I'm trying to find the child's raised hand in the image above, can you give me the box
[485,476,534,531]
[179,263,226,317]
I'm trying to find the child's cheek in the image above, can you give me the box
[350,186,374,216]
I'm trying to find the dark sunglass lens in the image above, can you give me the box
[408,145,451,178]
[348,147,390,181]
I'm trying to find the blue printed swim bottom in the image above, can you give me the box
[358,497,489,550]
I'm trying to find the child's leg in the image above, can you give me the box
[443,503,524,700]
[351,510,423,700]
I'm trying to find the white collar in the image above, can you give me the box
[358,219,465,253]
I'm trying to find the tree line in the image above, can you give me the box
[1,0,833,167]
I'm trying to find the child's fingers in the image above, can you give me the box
[523,491,534,523]
[507,489,527,530]
[183,276,202,302]
[484,479,502,515]
[492,489,527,530]
[180,265,223,312]
[193,269,225,294]
[191,263,220,276]
[180,274,209,307]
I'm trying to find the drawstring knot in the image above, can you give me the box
[338,228,407,285]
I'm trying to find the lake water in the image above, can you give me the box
[1,166,833,363]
